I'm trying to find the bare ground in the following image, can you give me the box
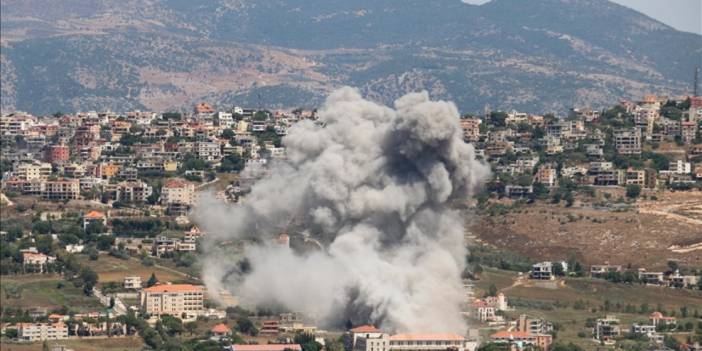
[471,191,702,270]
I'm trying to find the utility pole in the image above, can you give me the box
[694,66,699,97]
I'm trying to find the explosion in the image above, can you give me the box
[195,87,490,333]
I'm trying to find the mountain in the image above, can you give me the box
[1,0,701,115]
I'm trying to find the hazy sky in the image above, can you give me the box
[464,0,701,35]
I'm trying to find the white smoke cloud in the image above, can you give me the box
[195,87,490,333]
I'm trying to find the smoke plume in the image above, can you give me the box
[195,87,490,333]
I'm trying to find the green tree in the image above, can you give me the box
[222,129,235,139]
[147,273,158,287]
[80,267,99,295]
[486,283,498,297]
[160,315,183,336]
[185,321,198,335]
[625,184,641,199]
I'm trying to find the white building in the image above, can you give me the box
[669,160,692,174]
[124,276,142,290]
[354,333,475,351]
[17,323,68,341]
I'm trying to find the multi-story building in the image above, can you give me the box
[17,323,68,341]
[595,315,621,342]
[13,160,52,180]
[194,141,221,161]
[140,284,205,318]
[162,178,195,215]
[124,276,142,290]
[669,160,692,174]
[534,164,558,188]
[114,181,153,203]
[354,333,474,351]
[530,262,553,280]
[614,129,642,155]
[624,168,645,185]
[489,330,552,351]
[681,121,697,144]
[44,144,70,164]
[595,170,624,186]
[22,252,57,273]
[83,210,107,230]
[460,118,482,142]
[516,315,553,335]
[42,179,80,200]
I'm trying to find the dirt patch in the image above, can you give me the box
[471,191,702,270]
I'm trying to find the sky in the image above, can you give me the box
[464,0,701,35]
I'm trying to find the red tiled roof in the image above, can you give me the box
[143,284,204,293]
[84,210,105,219]
[211,323,231,334]
[350,325,380,333]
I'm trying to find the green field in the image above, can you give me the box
[75,253,198,285]
[473,268,702,350]
[0,275,103,313]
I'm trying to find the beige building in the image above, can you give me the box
[140,284,205,318]
[13,160,52,180]
[614,129,642,155]
[17,323,68,341]
[161,178,195,215]
[354,333,475,351]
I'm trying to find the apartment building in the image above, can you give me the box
[590,265,622,278]
[614,129,642,155]
[161,178,195,215]
[681,121,697,144]
[140,284,205,318]
[44,144,70,164]
[530,262,553,280]
[624,168,645,186]
[516,315,554,335]
[595,315,621,342]
[42,179,80,200]
[534,164,558,188]
[124,276,142,290]
[17,323,68,341]
[13,160,52,180]
[489,331,552,351]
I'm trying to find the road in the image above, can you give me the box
[93,288,128,316]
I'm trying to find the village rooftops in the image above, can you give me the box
[142,284,204,293]
[211,323,231,334]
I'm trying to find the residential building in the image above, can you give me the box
[140,284,205,318]
[13,160,52,180]
[595,170,624,186]
[649,312,676,326]
[534,164,558,188]
[489,330,552,351]
[114,180,153,202]
[42,179,80,200]
[624,168,645,185]
[83,210,107,230]
[161,178,195,215]
[44,144,70,164]
[516,315,553,335]
[668,271,699,288]
[681,121,697,144]
[17,323,68,341]
[670,160,692,174]
[638,269,665,285]
[614,129,642,155]
[595,315,620,342]
[22,252,56,273]
[211,323,232,339]
[530,262,553,280]
[124,276,142,290]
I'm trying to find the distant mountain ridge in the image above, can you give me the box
[1,0,700,115]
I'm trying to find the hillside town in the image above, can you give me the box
[1,94,701,351]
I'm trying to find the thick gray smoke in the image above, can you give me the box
[195,87,490,333]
